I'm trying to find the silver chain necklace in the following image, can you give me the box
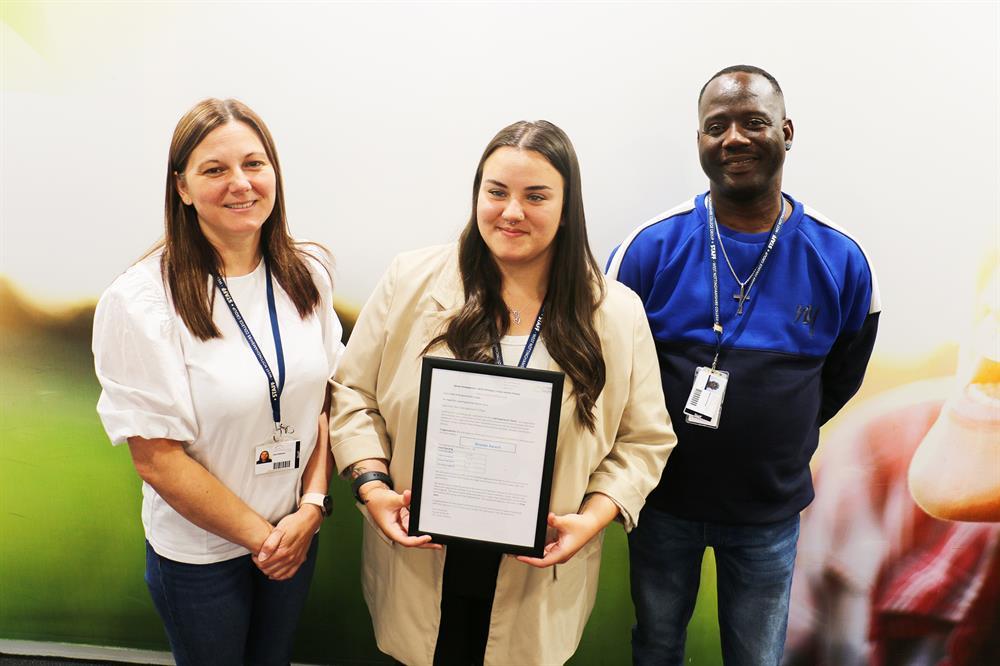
[711,196,786,315]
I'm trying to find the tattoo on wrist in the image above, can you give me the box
[349,463,373,480]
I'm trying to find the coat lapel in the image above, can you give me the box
[424,253,574,423]
[422,251,464,359]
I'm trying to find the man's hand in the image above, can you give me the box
[364,487,441,549]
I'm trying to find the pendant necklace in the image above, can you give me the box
[510,309,522,325]
[714,196,786,315]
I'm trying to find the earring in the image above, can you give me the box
[785,142,792,151]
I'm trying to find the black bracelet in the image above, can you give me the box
[351,471,394,504]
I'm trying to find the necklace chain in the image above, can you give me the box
[715,231,748,287]
[714,196,786,298]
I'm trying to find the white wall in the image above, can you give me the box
[2,1,997,359]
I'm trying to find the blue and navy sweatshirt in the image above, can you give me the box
[607,192,880,524]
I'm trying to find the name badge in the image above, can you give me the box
[254,440,301,476]
[684,366,729,429]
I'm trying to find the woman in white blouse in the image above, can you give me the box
[92,98,343,666]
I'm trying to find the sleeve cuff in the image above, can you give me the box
[585,471,646,532]
[331,433,390,476]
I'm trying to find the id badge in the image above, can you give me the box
[254,439,301,476]
[684,367,729,429]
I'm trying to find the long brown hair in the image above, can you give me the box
[161,98,322,340]
[434,121,606,431]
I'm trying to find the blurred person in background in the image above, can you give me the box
[785,256,1000,665]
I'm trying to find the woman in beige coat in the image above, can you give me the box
[330,120,676,665]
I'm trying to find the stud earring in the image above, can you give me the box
[785,142,792,151]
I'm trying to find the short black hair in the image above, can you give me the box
[698,65,783,105]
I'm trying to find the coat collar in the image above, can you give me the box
[424,246,573,408]
[422,249,463,358]
[428,248,464,311]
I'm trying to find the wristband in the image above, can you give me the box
[299,492,332,518]
[351,471,394,504]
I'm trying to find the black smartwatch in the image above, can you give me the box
[351,471,394,503]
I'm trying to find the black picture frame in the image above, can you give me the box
[409,356,564,558]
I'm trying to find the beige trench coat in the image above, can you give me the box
[330,244,676,666]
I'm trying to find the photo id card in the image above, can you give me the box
[684,367,729,429]
[254,440,301,476]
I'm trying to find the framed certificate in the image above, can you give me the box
[409,356,564,557]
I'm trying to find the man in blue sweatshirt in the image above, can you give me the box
[606,65,880,665]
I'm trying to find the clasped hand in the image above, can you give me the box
[252,507,323,580]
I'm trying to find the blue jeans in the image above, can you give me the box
[145,537,318,666]
[629,507,799,666]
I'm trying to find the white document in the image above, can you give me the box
[418,367,554,548]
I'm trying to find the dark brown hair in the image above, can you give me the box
[434,120,606,430]
[161,98,322,340]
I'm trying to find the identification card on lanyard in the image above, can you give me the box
[254,440,301,476]
[684,367,729,429]
[214,259,300,476]
[687,196,785,429]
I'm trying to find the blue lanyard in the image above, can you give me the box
[492,305,544,368]
[706,195,785,370]
[213,259,287,431]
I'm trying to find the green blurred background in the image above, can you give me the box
[0,281,722,664]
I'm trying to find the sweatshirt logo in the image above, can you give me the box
[794,304,819,336]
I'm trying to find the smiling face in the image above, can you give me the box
[698,72,793,201]
[175,121,276,248]
[476,146,564,274]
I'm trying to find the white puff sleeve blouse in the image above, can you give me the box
[94,260,199,446]
[93,249,343,564]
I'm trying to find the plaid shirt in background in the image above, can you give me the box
[785,380,1000,666]
[872,504,1000,665]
